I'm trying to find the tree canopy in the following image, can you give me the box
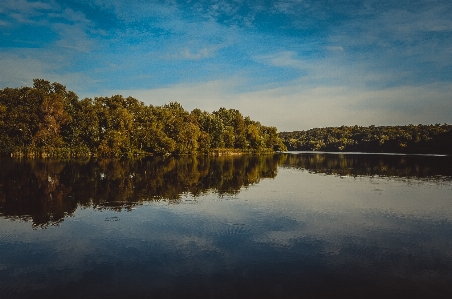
[0,79,287,157]
[280,124,452,154]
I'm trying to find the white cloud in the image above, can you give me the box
[330,2,452,53]
[53,23,96,52]
[0,54,52,87]
[91,0,178,24]
[168,40,228,60]
[0,0,57,22]
[61,8,91,24]
[255,51,307,70]
[104,78,242,111]
[179,48,211,60]
[0,51,95,94]
[381,5,452,35]
[101,76,452,132]
[326,46,344,52]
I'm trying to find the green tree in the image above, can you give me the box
[159,102,201,154]
[32,92,70,150]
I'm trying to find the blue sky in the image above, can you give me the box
[1,0,451,130]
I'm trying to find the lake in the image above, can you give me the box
[1,153,451,298]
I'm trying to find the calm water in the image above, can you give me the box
[1,153,451,298]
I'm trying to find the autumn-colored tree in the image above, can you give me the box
[0,79,289,157]
[32,92,70,149]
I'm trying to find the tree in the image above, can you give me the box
[0,87,40,153]
[94,96,135,157]
[32,92,70,150]
[159,102,201,154]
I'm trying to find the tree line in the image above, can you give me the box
[0,79,287,157]
[280,124,452,154]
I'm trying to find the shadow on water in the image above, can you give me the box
[0,153,451,227]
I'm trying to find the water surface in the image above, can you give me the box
[1,153,451,298]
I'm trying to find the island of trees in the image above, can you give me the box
[0,79,287,157]
[280,124,452,154]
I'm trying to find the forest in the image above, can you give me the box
[280,124,452,154]
[2,79,450,157]
[0,79,287,157]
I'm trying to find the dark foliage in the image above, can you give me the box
[0,155,281,227]
[280,125,452,154]
[0,80,287,157]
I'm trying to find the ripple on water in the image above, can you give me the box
[217,222,252,241]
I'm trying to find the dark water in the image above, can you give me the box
[0,153,451,298]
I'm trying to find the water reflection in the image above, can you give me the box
[280,152,452,179]
[1,153,451,298]
[0,153,451,227]
[0,155,280,227]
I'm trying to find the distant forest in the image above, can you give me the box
[0,79,287,157]
[280,124,452,154]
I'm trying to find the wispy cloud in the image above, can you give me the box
[326,46,343,52]
[255,51,307,69]
[103,78,243,112]
[0,0,57,23]
[53,23,96,52]
[178,48,212,60]
[1,0,451,130]
[103,76,452,131]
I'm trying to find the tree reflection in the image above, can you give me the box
[1,153,450,227]
[0,159,77,227]
[0,155,279,227]
[279,153,452,179]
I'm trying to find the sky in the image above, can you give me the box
[1,0,452,131]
